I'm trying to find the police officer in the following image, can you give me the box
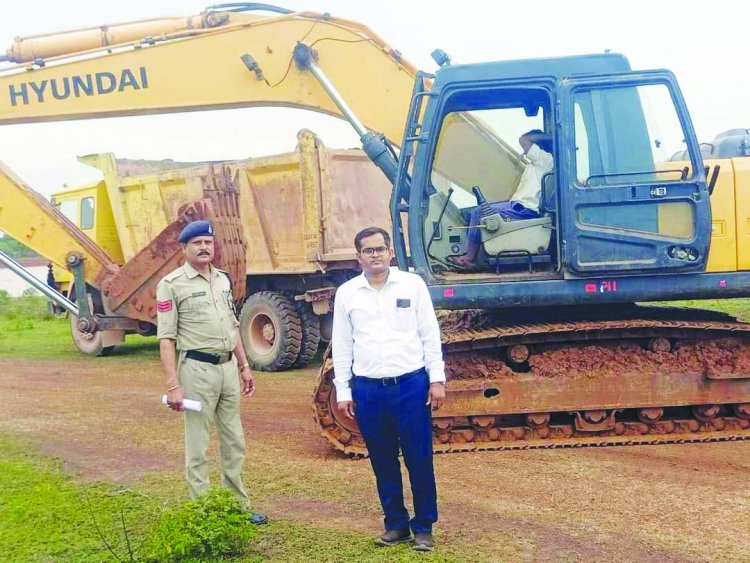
[156,220,267,524]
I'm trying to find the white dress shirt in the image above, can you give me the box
[511,143,554,212]
[331,267,446,403]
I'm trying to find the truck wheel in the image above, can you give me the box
[68,291,121,356]
[291,299,321,368]
[240,291,302,371]
[70,314,115,356]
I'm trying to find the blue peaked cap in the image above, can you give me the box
[178,220,214,243]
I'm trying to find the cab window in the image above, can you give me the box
[430,88,550,207]
[573,83,692,186]
[80,197,95,229]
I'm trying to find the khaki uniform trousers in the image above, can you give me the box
[178,355,249,506]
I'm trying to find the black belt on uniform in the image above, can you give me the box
[353,367,426,387]
[186,350,233,365]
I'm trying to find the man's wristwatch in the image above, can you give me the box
[239,363,251,372]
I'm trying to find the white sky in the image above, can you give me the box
[0,0,747,197]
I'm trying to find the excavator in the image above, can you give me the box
[1,4,749,455]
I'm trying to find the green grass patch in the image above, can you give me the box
[248,521,459,562]
[652,298,750,321]
[0,433,161,562]
[0,293,159,359]
[0,316,159,360]
[0,433,468,562]
[0,293,55,321]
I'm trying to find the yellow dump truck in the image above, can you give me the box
[31,130,392,368]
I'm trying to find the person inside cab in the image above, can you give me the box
[449,129,553,267]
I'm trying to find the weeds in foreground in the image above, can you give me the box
[142,488,257,561]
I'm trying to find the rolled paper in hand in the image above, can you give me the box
[161,395,202,412]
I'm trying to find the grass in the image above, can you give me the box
[0,432,162,562]
[0,432,461,562]
[0,293,159,359]
[652,297,750,321]
[248,522,458,562]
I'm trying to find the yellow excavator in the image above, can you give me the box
[1,4,749,455]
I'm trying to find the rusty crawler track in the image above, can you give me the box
[312,308,750,456]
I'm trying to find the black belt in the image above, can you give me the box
[186,350,233,365]
[353,367,426,387]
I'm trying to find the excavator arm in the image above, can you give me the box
[0,6,513,183]
[0,4,513,285]
[0,8,411,273]
[0,163,117,285]
[0,6,431,356]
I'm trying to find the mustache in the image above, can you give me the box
[198,251,211,256]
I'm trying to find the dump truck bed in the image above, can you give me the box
[73,129,393,275]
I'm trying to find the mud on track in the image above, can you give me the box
[446,338,750,380]
[2,357,749,562]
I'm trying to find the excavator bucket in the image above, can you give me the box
[103,165,246,325]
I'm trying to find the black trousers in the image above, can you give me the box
[352,368,438,533]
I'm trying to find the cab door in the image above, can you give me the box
[558,71,711,275]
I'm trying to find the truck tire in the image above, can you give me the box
[70,314,115,356]
[68,290,117,356]
[290,299,321,368]
[239,291,302,371]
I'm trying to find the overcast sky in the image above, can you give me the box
[0,0,746,197]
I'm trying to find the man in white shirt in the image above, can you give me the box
[332,226,446,552]
[450,129,554,266]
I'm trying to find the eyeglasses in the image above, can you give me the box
[360,246,389,257]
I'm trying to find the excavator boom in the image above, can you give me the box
[0,10,418,146]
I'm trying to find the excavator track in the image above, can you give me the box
[312,307,750,456]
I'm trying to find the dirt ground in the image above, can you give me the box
[2,356,749,562]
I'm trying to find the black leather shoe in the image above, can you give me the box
[413,532,434,551]
[374,528,412,547]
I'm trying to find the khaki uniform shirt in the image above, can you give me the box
[156,262,239,353]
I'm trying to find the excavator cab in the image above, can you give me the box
[395,55,713,310]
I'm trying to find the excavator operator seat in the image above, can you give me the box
[480,173,556,262]
[479,213,553,256]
